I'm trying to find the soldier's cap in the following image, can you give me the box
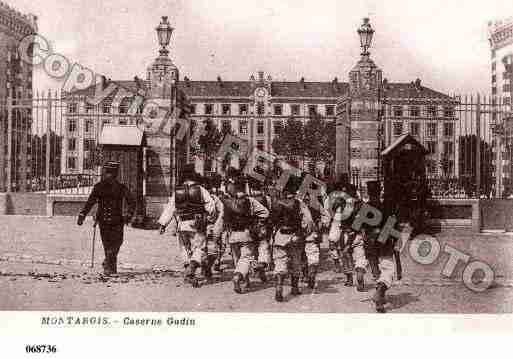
[283,174,303,195]
[181,163,203,184]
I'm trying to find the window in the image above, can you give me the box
[351,147,361,159]
[204,104,213,115]
[504,97,511,105]
[68,138,76,151]
[85,103,95,113]
[504,72,511,80]
[102,101,111,114]
[257,102,265,116]
[119,98,130,114]
[504,84,511,92]
[222,104,231,115]
[325,105,335,116]
[239,120,248,135]
[443,122,454,137]
[492,49,496,59]
[256,140,265,151]
[443,106,455,118]
[67,156,77,170]
[410,122,420,136]
[291,104,300,116]
[118,118,127,125]
[426,141,437,154]
[409,106,420,117]
[273,120,282,134]
[393,106,403,117]
[84,119,93,133]
[222,120,231,133]
[427,106,437,117]
[84,139,95,152]
[239,104,248,115]
[273,104,283,116]
[257,120,264,135]
[492,75,497,83]
[308,105,318,117]
[492,62,496,71]
[393,122,403,136]
[492,86,497,95]
[68,119,77,132]
[102,118,111,125]
[427,123,437,137]
[67,102,78,114]
[83,155,94,170]
[443,141,454,155]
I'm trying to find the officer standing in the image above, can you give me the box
[158,164,217,287]
[77,161,135,276]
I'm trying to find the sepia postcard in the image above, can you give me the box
[1,0,513,356]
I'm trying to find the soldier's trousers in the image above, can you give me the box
[273,231,304,277]
[99,224,124,273]
[254,239,271,266]
[304,241,320,266]
[178,231,207,266]
[376,256,395,288]
[229,230,253,276]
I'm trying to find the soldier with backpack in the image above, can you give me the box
[157,164,217,287]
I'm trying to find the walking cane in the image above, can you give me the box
[91,220,98,268]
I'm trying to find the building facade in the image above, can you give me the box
[489,17,513,196]
[0,1,38,191]
[63,17,455,199]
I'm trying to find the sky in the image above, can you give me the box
[7,0,513,95]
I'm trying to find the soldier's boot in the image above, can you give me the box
[302,264,309,283]
[344,273,354,287]
[255,263,268,283]
[233,272,243,294]
[372,282,388,313]
[201,263,213,281]
[369,258,381,281]
[356,268,365,292]
[274,274,285,302]
[290,275,301,296]
[185,261,200,288]
[243,273,251,291]
[307,265,317,289]
[333,259,343,273]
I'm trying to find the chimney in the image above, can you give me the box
[414,78,421,91]
[217,75,222,87]
[300,77,306,89]
[184,76,190,86]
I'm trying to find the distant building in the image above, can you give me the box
[0,2,38,191]
[488,17,513,195]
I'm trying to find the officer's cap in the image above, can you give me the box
[103,161,120,173]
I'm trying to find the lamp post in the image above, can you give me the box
[358,17,375,57]
[155,16,178,192]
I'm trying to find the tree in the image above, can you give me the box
[272,118,306,168]
[304,114,336,177]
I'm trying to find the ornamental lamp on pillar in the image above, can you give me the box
[156,16,174,57]
[357,17,374,56]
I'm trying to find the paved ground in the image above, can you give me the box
[1,215,512,313]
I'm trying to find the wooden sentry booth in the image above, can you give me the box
[381,134,429,228]
[99,125,146,221]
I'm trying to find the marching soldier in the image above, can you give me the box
[321,179,358,286]
[157,164,217,287]
[247,178,273,283]
[362,181,403,313]
[221,169,269,294]
[77,161,136,276]
[271,176,315,302]
[298,192,321,289]
[204,174,225,276]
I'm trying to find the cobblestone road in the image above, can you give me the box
[1,216,512,312]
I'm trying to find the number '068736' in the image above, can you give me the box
[25,345,57,354]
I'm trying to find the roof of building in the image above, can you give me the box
[99,125,144,146]
[381,133,428,157]
[67,78,453,102]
